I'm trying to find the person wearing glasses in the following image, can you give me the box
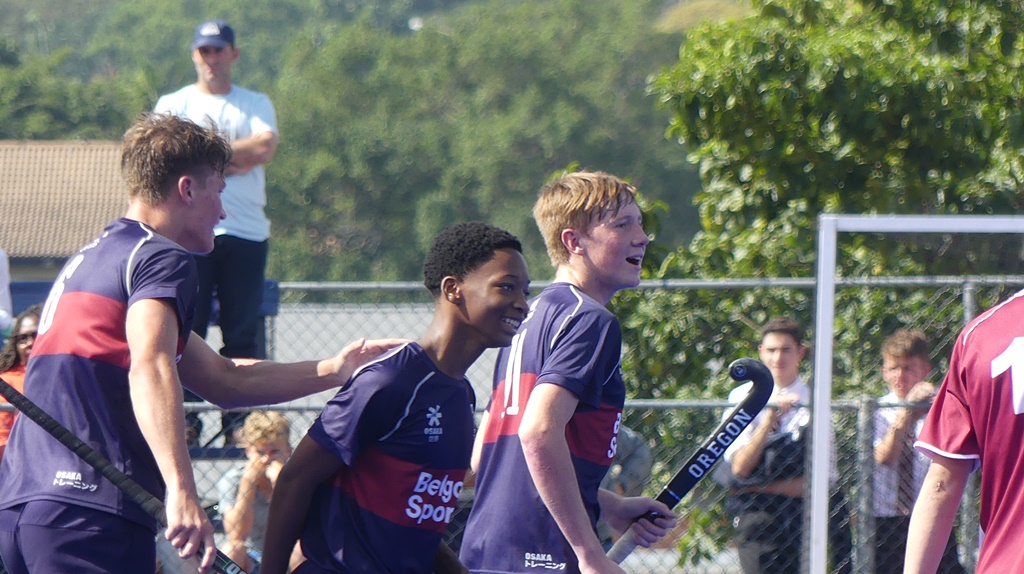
[0,304,41,462]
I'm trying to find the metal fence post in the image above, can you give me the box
[959,281,980,572]
[856,395,876,574]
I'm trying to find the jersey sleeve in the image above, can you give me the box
[538,310,621,408]
[916,337,981,465]
[307,364,398,466]
[126,243,197,335]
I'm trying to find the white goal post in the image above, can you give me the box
[810,214,1024,574]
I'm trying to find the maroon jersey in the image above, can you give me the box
[917,289,1024,573]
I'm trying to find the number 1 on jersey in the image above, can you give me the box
[991,337,1024,414]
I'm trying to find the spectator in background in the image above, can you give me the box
[0,248,12,338]
[872,330,963,574]
[218,411,301,574]
[0,304,40,462]
[717,317,850,574]
[155,19,279,446]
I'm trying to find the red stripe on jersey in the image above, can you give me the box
[565,404,621,465]
[482,374,539,444]
[334,447,467,533]
[32,292,131,369]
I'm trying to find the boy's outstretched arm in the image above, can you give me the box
[261,435,343,574]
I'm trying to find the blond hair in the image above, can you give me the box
[533,171,638,267]
[240,411,290,445]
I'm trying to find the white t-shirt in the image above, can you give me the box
[155,84,277,242]
[872,390,928,517]
[717,376,838,486]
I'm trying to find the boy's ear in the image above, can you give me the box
[441,276,461,303]
[561,228,584,255]
[177,175,194,203]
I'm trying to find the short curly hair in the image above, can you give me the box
[240,411,290,445]
[423,222,522,297]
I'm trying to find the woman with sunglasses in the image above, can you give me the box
[0,304,41,462]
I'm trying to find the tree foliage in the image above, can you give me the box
[0,0,701,281]
[620,3,1024,562]
[267,0,698,281]
[0,48,146,139]
[619,0,1024,404]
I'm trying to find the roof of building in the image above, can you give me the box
[0,140,127,259]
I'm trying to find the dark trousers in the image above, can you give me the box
[874,515,963,574]
[185,235,269,445]
[735,508,802,574]
[732,492,852,574]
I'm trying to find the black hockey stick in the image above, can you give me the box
[0,376,248,574]
[606,357,774,564]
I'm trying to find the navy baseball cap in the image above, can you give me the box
[190,19,235,50]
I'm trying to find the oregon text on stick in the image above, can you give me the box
[687,408,755,479]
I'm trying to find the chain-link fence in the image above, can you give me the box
[184,398,959,573]
[170,276,1024,573]
[8,276,1017,572]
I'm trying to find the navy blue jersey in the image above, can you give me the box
[0,218,196,531]
[461,283,625,573]
[299,342,476,573]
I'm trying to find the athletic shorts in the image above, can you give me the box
[0,500,155,574]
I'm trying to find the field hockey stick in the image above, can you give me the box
[606,357,774,564]
[0,376,248,574]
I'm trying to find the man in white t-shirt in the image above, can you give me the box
[155,19,279,446]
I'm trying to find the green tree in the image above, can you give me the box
[619,0,1024,404]
[267,0,699,282]
[615,5,1024,565]
[0,48,140,139]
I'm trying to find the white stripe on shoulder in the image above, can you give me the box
[549,285,586,351]
[125,222,155,295]
[963,288,1024,346]
[914,441,980,473]
[379,368,434,442]
[350,341,411,379]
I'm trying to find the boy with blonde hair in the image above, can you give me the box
[461,171,676,574]
[218,411,296,573]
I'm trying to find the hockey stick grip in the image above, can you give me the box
[606,358,774,564]
[0,376,248,574]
